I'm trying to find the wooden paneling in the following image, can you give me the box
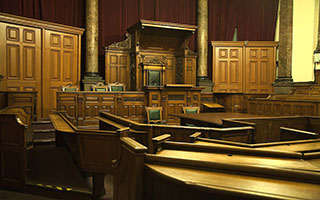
[57,91,146,126]
[0,13,84,119]
[105,52,130,88]
[245,47,275,93]
[0,22,41,118]
[43,30,79,118]
[183,56,196,85]
[165,56,176,84]
[247,97,320,117]
[145,86,202,124]
[0,91,37,121]
[212,41,277,94]
[213,44,243,93]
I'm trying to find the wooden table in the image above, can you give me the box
[170,112,262,127]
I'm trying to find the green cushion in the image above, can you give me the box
[96,88,107,92]
[111,85,124,91]
[148,70,160,86]
[149,109,161,120]
[65,87,77,91]
[186,109,198,114]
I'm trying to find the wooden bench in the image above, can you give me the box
[223,116,320,143]
[49,112,130,199]
[113,135,320,200]
[99,112,256,153]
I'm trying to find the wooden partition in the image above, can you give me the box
[223,116,320,143]
[57,89,213,126]
[0,91,36,121]
[247,95,320,117]
[99,112,255,152]
[56,91,146,126]
[49,112,130,199]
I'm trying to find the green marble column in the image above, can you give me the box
[273,0,293,94]
[82,0,103,91]
[197,0,212,92]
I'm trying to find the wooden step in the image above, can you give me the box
[31,121,55,143]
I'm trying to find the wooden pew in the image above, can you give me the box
[49,112,129,199]
[98,111,256,153]
[223,116,320,143]
[114,135,320,200]
[0,111,27,192]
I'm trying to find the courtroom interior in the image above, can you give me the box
[1,0,320,199]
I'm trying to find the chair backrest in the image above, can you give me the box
[61,84,79,92]
[145,107,163,124]
[148,70,161,86]
[108,82,125,91]
[91,82,108,92]
[183,106,200,114]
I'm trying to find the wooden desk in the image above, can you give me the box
[171,112,262,127]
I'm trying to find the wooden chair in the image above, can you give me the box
[145,107,163,124]
[61,84,79,92]
[183,106,200,114]
[91,82,108,92]
[108,82,125,91]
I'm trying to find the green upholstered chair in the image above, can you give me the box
[61,84,79,92]
[91,82,108,92]
[108,82,125,91]
[145,107,163,124]
[183,106,200,114]
[148,70,161,86]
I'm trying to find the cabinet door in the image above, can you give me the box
[0,22,41,118]
[213,47,243,93]
[43,30,79,118]
[245,47,275,93]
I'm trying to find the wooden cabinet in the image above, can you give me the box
[211,41,278,94]
[0,13,84,119]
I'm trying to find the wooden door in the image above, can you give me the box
[165,56,176,84]
[0,22,41,119]
[245,47,275,93]
[0,115,26,192]
[105,53,130,87]
[43,30,79,118]
[213,46,243,93]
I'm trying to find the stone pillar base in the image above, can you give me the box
[272,78,293,94]
[197,76,213,93]
[82,75,104,91]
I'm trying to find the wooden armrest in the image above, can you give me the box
[189,132,202,143]
[152,134,171,154]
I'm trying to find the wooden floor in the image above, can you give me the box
[0,189,59,200]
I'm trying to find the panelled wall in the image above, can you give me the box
[0,13,83,119]
[212,41,277,94]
